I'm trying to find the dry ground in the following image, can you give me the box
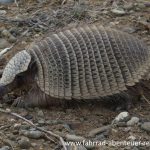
[0,0,150,150]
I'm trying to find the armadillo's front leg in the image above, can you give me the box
[11,93,40,108]
[11,86,49,108]
[12,97,27,108]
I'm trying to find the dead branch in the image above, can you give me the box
[141,95,150,105]
[0,108,67,150]
[0,45,14,60]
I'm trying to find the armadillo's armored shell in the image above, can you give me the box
[0,50,31,86]
[27,25,150,100]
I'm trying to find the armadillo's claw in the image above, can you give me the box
[12,97,26,108]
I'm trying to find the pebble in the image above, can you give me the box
[0,0,14,4]
[111,8,126,16]
[14,123,21,130]
[123,127,131,132]
[0,10,7,15]
[128,135,136,141]
[65,134,85,142]
[138,3,146,9]
[88,125,111,137]
[20,125,30,130]
[116,122,127,127]
[93,134,105,141]
[21,130,44,139]
[1,29,16,43]
[1,30,11,38]
[124,3,134,10]
[38,119,45,125]
[7,133,16,141]
[144,2,150,7]
[37,110,45,117]
[31,143,37,147]
[112,112,130,124]
[8,35,16,43]
[0,146,10,150]
[0,38,9,49]
[132,147,139,150]
[127,117,139,126]
[141,122,150,132]
[67,145,87,150]
[18,137,31,149]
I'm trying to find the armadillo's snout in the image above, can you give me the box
[0,50,31,87]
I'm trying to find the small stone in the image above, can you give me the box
[7,133,16,141]
[127,117,139,126]
[0,38,9,49]
[132,147,139,150]
[65,134,85,142]
[141,122,150,132]
[37,110,44,117]
[22,130,44,139]
[14,123,21,130]
[18,137,31,149]
[113,112,130,124]
[0,146,10,150]
[138,3,146,9]
[111,8,126,16]
[123,127,131,132]
[128,135,136,141]
[8,35,17,43]
[1,30,11,38]
[0,10,7,15]
[67,145,87,150]
[88,125,111,137]
[111,128,118,133]
[38,119,45,125]
[31,143,37,147]
[94,134,105,141]
[1,30,16,43]
[20,125,30,130]
[116,122,127,127]
[124,3,134,10]
[144,2,150,7]
[0,0,14,4]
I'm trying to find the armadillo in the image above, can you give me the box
[0,25,150,107]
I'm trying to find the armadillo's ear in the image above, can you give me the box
[0,50,31,86]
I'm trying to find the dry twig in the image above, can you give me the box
[0,45,14,60]
[141,95,150,105]
[0,108,67,150]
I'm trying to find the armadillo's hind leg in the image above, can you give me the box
[113,92,134,111]
[103,91,134,111]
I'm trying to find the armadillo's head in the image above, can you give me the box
[0,50,31,98]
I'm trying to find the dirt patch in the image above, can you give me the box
[0,0,150,150]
